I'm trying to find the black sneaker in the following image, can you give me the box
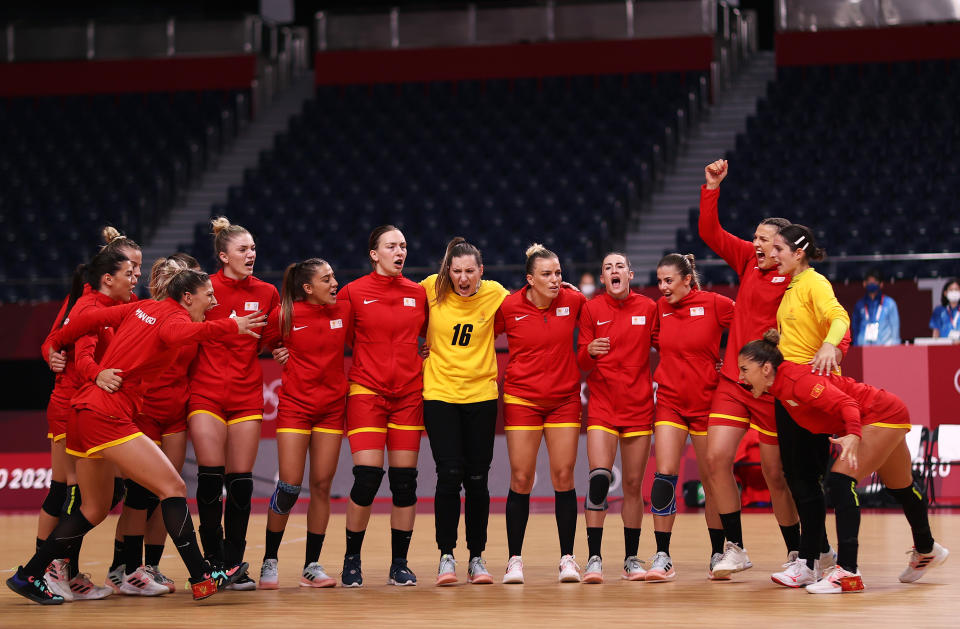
[6,568,65,605]
[342,554,363,588]
[225,572,256,591]
[388,558,417,586]
[190,561,248,601]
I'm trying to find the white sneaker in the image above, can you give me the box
[710,541,752,578]
[558,554,581,583]
[502,555,524,584]
[622,555,647,581]
[259,558,279,590]
[144,565,175,594]
[582,555,602,584]
[300,562,336,588]
[467,557,493,584]
[644,552,676,581]
[43,559,74,601]
[899,542,949,583]
[708,552,730,581]
[119,567,170,596]
[819,546,837,571]
[771,557,818,587]
[67,573,113,600]
[105,564,124,594]
[805,565,864,594]
[436,554,457,586]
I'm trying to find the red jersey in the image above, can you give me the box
[577,292,658,425]
[338,272,427,397]
[495,286,587,403]
[260,300,353,414]
[653,289,735,416]
[47,299,238,420]
[190,270,279,409]
[140,344,198,419]
[769,361,907,438]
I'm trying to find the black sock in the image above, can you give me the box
[36,538,44,553]
[345,528,365,557]
[24,511,94,578]
[718,511,743,547]
[196,465,225,564]
[264,529,284,561]
[780,523,801,553]
[391,528,412,561]
[145,544,164,567]
[821,527,831,554]
[160,497,208,582]
[555,490,577,556]
[110,538,125,570]
[623,527,641,559]
[223,472,253,566]
[655,530,671,555]
[124,535,144,574]
[887,485,934,554]
[709,527,726,555]
[505,490,530,558]
[797,498,826,570]
[305,532,325,567]
[830,473,860,573]
[586,527,603,559]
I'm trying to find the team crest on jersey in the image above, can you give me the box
[556,307,570,317]
[403,298,417,307]
[330,319,343,329]
[690,307,705,317]
[771,276,787,283]
[244,301,259,311]
[632,316,646,325]
[810,383,825,398]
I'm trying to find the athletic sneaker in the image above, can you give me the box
[708,553,731,581]
[436,554,457,586]
[644,552,676,582]
[259,558,279,590]
[502,555,524,584]
[388,558,417,586]
[105,564,124,593]
[467,557,493,584]
[225,572,257,591]
[6,568,65,605]
[300,562,336,588]
[144,565,175,594]
[67,572,113,600]
[119,567,170,596]
[820,547,838,571]
[710,541,752,578]
[771,557,818,587]
[43,558,74,601]
[622,555,647,581]
[899,542,950,583]
[341,554,363,588]
[582,555,603,584]
[558,554,581,583]
[805,565,864,594]
[190,561,248,600]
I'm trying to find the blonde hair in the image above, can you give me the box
[524,243,558,275]
[99,226,140,255]
[211,216,251,265]
[150,256,195,300]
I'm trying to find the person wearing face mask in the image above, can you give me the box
[255,259,352,590]
[578,272,598,298]
[496,243,587,584]
[187,217,280,590]
[930,278,960,341]
[419,237,510,586]
[576,253,657,584]
[336,225,429,588]
[851,269,900,346]
[647,253,734,581]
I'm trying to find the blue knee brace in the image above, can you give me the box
[269,480,302,515]
[650,473,678,516]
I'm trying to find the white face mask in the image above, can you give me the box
[580,283,596,297]
[947,290,960,305]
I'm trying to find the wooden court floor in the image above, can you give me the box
[1,511,957,627]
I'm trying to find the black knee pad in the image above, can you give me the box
[225,473,254,509]
[197,465,225,506]
[63,484,82,516]
[826,472,860,512]
[585,468,612,511]
[650,473,678,516]
[270,480,302,515]
[785,471,825,506]
[435,464,465,495]
[350,465,385,507]
[388,467,418,507]
[111,477,126,510]
[124,479,154,510]
[463,467,489,495]
[42,480,68,517]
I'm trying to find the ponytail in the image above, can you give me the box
[60,263,88,329]
[657,253,701,290]
[280,258,328,338]
[211,216,251,265]
[778,224,826,262]
[99,226,140,257]
[60,249,130,328]
[150,254,200,300]
[739,328,785,369]
[435,237,483,304]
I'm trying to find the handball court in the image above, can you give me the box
[1,511,957,627]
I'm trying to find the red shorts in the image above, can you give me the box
[708,376,779,445]
[277,399,345,436]
[187,393,262,426]
[135,410,187,443]
[67,408,144,459]
[346,390,423,453]
[587,416,652,438]
[865,392,911,429]
[503,396,582,431]
[46,399,73,442]
[654,404,708,436]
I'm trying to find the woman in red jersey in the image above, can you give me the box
[647,253,733,582]
[8,269,265,605]
[187,217,279,589]
[497,243,587,585]
[738,330,949,593]
[255,258,351,590]
[39,247,136,602]
[336,225,428,587]
[577,252,657,584]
